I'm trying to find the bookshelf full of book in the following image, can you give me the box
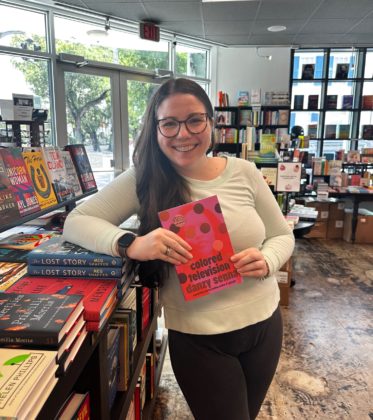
[0,144,168,419]
[213,103,290,158]
[289,48,373,160]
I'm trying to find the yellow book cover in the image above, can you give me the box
[22,150,58,209]
[0,349,58,419]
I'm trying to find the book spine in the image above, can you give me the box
[28,254,123,267]
[0,331,59,346]
[27,265,122,278]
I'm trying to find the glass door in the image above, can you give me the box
[55,64,123,189]
[123,75,162,166]
[55,64,162,188]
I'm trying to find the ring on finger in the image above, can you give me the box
[165,246,171,256]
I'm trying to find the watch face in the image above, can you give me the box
[118,233,136,248]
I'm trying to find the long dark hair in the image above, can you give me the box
[132,78,214,287]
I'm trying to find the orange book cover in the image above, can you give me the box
[158,195,242,301]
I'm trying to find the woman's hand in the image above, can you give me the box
[231,248,269,278]
[125,227,193,265]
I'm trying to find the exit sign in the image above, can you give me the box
[139,22,160,42]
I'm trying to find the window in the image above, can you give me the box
[0,4,47,52]
[54,16,169,72]
[175,43,208,79]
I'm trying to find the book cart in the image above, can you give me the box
[0,192,168,420]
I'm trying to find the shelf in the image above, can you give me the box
[36,330,102,419]
[111,310,160,419]
[142,334,169,420]
[0,190,97,234]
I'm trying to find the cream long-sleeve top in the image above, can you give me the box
[63,157,295,335]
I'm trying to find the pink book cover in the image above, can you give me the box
[158,195,242,301]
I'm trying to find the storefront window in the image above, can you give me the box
[176,44,208,79]
[0,4,47,52]
[54,16,169,72]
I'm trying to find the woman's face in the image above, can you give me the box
[156,93,212,175]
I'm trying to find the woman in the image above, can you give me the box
[63,78,295,419]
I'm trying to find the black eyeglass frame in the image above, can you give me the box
[157,113,210,138]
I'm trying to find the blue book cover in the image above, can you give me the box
[27,264,123,278]
[27,237,123,267]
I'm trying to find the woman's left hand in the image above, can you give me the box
[231,247,269,278]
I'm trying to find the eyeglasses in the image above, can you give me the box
[157,113,209,138]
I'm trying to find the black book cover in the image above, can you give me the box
[64,145,97,193]
[0,293,83,347]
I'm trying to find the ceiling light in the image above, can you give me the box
[267,25,287,32]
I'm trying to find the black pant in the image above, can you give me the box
[168,306,283,420]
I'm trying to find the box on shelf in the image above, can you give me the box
[304,198,329,221]
[304,221,328,239]
[327,219,344,239]
[329,200,345,220]
[343,209,373,243]
[275,257,292,306]
[279,284,290,306]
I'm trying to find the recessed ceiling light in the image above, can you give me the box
[267,25,287,32]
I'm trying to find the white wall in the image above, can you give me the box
[212,47,291,106]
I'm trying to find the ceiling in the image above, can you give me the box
[51,0,373,47]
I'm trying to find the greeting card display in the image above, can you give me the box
[158,195,242,301]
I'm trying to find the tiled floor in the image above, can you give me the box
[153,238,373,419]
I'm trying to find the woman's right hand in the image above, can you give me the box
[125,228,193,265]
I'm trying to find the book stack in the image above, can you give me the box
[6,275,118,332]
[26,236,126,296]
[0,229,61,264]
[0,292,85,375]
[0,348,58,419]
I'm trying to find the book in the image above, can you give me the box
[107,326,120,409]
[158,195,242,301]
[338,124,350,140]
[60,150,84,197]
[0,231,59,251]
[56,391,90,420]
[346,150,360,163]
[250,88,261,105]
[0,147,40,216]
[325,124,337,139]
[22,149,58,209]
[0,348,58,419]
[0,231,60,262]
[293,95,304,110]
[41,147,75,203]
[260,133,277,157]
[0,155,21,225]
[335,63,349,79]
[362,125,373,140]
[362,95,373,110]
[237,90,249,106]
[64,144,97,193]
[307,95,319,110]
[278,109,289,125]
[0,262,27,291]
[342,95,353,110]
[0,293,84,347]
[301,63,315,80]
[136,287,151,341]
[260,167,278,190]
[325,95,338,109]
[27,236,124,267]
[307,124,318,139]
[7,276,118,324]
[27,264,123,278]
